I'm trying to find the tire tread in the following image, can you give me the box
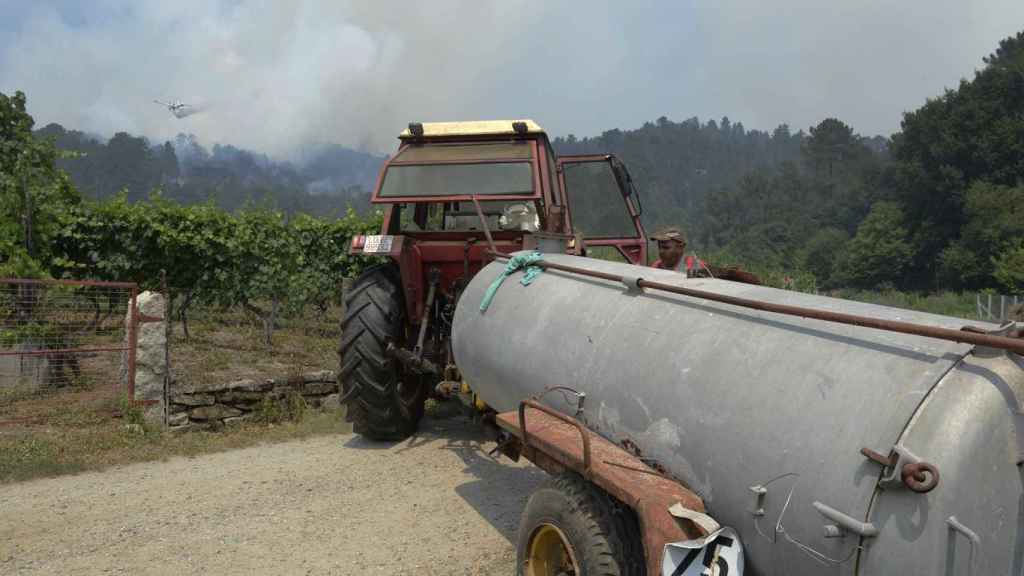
[338,264,423,440]
[518,473,644,576]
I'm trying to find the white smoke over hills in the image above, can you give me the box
[2,1,1024,158]
[1,1,549,155]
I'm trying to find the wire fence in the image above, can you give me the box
[0,279,137,425]
[976,293,1022,322]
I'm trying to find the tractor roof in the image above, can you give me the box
[399,119,545,140]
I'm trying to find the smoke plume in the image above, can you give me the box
[1,1,1022,156]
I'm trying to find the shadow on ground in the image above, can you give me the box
[341,404,546,544]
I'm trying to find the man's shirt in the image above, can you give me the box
[652,255,704,277]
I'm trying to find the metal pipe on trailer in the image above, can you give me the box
[488,251,1024,355]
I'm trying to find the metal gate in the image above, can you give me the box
[0,278,143,427]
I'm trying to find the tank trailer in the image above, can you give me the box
[343,120,1024,575]
[453,252,1024,575]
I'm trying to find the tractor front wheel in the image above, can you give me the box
[339,264,426,441]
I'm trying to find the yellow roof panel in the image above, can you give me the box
[399,119,545,139]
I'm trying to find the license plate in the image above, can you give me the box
[363,235,394,254]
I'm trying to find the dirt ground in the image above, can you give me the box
[0,414,546,575]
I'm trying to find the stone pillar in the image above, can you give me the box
[341,277,354,315]
[124,291,167,425]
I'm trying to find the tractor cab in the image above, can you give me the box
[351,121,646,314]
[342,120,646,440]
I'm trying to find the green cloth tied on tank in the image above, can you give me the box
[479,251,544,312]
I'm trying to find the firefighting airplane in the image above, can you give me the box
[153,99,196,119]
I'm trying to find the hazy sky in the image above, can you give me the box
[1,1,1022,156]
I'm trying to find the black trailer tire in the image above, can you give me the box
[517,473,644,576]
[338,264,425,441]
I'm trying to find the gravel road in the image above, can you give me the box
[0,415,546,575]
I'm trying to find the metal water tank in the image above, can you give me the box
[452,253,1023,575]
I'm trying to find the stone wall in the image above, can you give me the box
[168,370,340,429]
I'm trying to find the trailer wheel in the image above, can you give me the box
[517,473,643,576]
[339,264,425,441]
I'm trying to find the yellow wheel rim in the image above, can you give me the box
[526,523,579,576]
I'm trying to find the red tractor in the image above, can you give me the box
[342,120,647,440]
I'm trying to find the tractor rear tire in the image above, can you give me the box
[339,264,425,441]
[517,473,644,576]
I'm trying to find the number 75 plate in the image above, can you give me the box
[662,526,744,576]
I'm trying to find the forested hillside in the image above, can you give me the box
[4,30,1023,297]
[555,31,1024,294]
[33,123,383,217]
[2,90,381,346]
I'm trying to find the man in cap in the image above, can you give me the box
[650,227,704,277]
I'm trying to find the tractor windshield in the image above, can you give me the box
[377,142,536,200]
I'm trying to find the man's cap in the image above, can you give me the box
[651,227,686,243]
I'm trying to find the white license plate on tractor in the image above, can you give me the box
[363,235,394,254]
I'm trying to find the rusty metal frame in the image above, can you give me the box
[557,154,612,163]
[556,155,648,265]
[496,402,707,576]
[536,138,559,216]
[0,277,137,289]
[518,399,592,475]
[127,285,138,403]
[0,278,157,417]
[1,346,130,357]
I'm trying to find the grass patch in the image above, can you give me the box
[831,290,980,320]
[0,382,46,405]
[0,304,350,486]
[0,407,351,485]
[252,390,308,425]
[172,304,340,389]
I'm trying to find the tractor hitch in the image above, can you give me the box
[385,342,439,375]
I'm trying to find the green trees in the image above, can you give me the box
[891,30,1024,286]
[834,202,913,289]
[51,198,379,345]
[561,30,1024,295]
[937,182,1024,290]
[1,88,385,350]
[289,211,379,318]
[993,244,1024,294]
[8,30,1024,299]
[0,91,80,277]
[2,88,378,347]
[36,124,378,217]
[553,114,805,235]
[802,118,858,180]
[800,228,849,288]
